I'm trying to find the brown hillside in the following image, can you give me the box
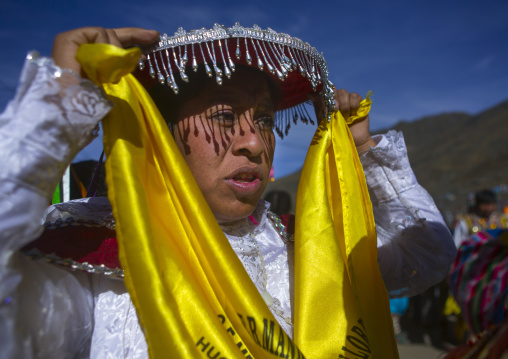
[265,99,508,219]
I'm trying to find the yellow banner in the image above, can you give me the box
[295,108,398,358]
[77,43,301,358]
[76,43,397,358]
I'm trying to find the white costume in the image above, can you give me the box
[0,54,456,358]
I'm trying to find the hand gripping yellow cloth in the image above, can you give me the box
[76,43,398,359]
[294,104,399,358]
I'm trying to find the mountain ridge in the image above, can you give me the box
[265,99,508,222]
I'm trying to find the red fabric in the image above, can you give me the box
[248,214,259,225]
[24,213,296,270]
[280,214,295,236]
[79,237,120,269]
[23,226,121,269]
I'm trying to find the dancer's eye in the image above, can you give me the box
[256,115,275,130]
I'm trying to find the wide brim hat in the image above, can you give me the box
[136,23,335,137]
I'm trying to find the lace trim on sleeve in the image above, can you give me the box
[23,248,124,279]
[0,51,112,198]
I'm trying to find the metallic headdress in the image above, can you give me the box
[138,23,335,137]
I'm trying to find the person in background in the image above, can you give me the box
[389,297,410,344]
[445,228,508,358]
[453,189,506,248]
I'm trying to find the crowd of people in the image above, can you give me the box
[0,23,505,358]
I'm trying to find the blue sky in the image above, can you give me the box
[1,0,507,178]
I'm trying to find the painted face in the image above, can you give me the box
[173,69,276,223]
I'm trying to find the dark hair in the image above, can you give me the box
[148,64,283,126]
[475,189,497,206]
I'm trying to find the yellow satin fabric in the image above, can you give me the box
[76,43,397,358]
[77,44,299,358]
[294,105,399,358]
[345,90,373,124]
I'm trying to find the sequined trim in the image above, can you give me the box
[32,213,120,278]
[43,216,115,230]
[23,248,124,279]
[266,211,294,243]
[141,23,336,137]
[34,208,289,280]
[44,197,116,230]
[142,23,334,107]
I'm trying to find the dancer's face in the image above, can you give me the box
[173,69,276,223]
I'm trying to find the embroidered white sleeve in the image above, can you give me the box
[360,130,457,298]
[0,52,112,358]
[89,277,148,359]
[0,51,111,199]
